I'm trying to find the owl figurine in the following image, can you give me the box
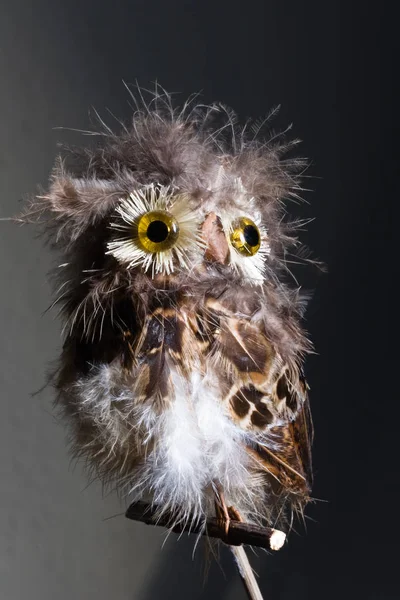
[24,89,314,596]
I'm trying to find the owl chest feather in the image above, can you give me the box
[134,299,297,435]
[65,297,308,522]
[127,300,295,516]
[145,366,252,514]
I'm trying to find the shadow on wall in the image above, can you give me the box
[133,527,313,599]
[136,535,240,600]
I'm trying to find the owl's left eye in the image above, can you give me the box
[230,217,261,256]
[136,210,180,253]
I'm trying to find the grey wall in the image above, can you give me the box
[1,1,395,599]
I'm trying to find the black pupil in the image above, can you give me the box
[243,224,259,247]
[147,220,169,243]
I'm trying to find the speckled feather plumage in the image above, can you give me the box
[23,87,314,535]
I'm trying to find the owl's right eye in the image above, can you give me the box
[136,210,180,253]
[106,184,204,276]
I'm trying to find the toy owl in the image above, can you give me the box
[23,88,314,598]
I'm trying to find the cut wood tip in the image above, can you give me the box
[269,529,286,551]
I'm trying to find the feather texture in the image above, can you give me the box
[22,85,315,536]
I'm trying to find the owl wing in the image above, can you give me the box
[287,374,314,488]
[213,312,313,500]
[239,372,313,503]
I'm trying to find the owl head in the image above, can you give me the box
[23,90,310,360]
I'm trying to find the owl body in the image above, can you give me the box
[60,287,310,527]
[27,92,313,533]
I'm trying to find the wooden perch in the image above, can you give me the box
[125,501,286,551]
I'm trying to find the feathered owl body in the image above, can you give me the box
[26,92,313,534]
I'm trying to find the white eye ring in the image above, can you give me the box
[106,184,205,276]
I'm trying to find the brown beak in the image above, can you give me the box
[201,212,229,264]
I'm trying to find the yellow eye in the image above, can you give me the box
[230,217,261,256]
[136,210,180,252]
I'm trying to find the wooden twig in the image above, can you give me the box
[125,501,286,551]
[231,546,264,600]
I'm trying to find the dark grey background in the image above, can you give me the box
[0,1,396,599]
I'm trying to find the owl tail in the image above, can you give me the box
[231,545,264,600]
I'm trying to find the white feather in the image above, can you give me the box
[73,362,264,526]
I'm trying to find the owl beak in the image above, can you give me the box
[201,212,229,264]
